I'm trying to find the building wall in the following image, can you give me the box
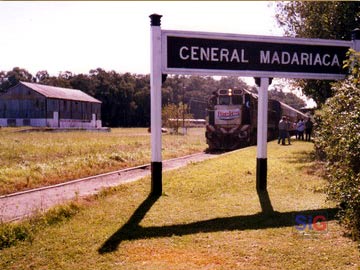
[0,118,47,127]
[0,84,102,128]
[46,98,101,123]
[0,84,46,119]
[0,113,102,128]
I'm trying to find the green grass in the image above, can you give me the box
[0,127,206,195]
[1,141,359,269]
[0,202,81,250]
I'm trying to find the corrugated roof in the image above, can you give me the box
[20,81,101,103]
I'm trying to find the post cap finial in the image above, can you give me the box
[254,77,273,87]
[150,14,162,26]
[351,28,360,40]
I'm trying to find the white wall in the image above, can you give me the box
[0,112,102,129]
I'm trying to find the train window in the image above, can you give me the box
[232,95,242,105]
[233,90,243,95]
[219,96,230,105]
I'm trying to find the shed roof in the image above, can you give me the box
[19,81,101,103]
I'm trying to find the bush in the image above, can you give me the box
[314,49,360,241]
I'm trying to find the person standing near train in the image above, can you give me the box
[286,117,292,145]
[296,119,305,140]
[295,119,299,140]
[305,118,313,141]
[278,116,288,145]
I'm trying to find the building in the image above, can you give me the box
[0,81,102,128]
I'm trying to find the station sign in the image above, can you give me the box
[162,30,352,80]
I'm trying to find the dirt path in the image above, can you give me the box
[0,152,218,222]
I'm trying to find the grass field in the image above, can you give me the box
[1,141,359,269]
[0,127,206,195]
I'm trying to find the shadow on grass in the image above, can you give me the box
[287,150,327,178]
[257,189,274,214]
[98,191,338,254]
[287,150,316,164]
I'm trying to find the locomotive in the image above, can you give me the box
[205,88,308,150]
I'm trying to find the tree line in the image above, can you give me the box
[0,67,306,127]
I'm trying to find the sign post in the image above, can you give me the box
[150,14,354,195]
[352,28,360,51]
[150,14,163,196]
[255,77,271,191]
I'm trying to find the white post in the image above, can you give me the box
[53,111,59,128]
[256,77,270,191]
[92,113,96,128]
[352,28,360,51]
[150,14,163,196]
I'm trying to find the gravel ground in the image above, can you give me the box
[0,152,218,222]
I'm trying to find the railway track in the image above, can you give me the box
[0,151,219,222]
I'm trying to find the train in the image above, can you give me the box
[205,88,308,150]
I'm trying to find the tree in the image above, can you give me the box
[162,102,193,134]
[314,49,360,241]
[70,73,96,96]
[276,1,359,39]
[0,67,34,92]
[1,67,287,127]
[268,88,306,110]
[35,70,49,82]
[275,1,360,106]
[0,71,7,93]
[217,76,248,90]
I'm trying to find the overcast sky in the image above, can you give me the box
[0,1,283,77]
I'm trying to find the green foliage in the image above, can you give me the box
[0,67,34,92]
[269,84,306,110]
[315,49,360,241]
[275,1,360,106]
[162,102,193,134]
[0,67,252,127]
[275,1,360,39]
[343,49,360,86]
[295,79,334,108]
[0,67,308,126]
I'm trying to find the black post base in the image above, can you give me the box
[256,158,267,191]
[151,162,162,196]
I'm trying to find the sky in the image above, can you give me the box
[0,1,315,106]
[0,1,283,76]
